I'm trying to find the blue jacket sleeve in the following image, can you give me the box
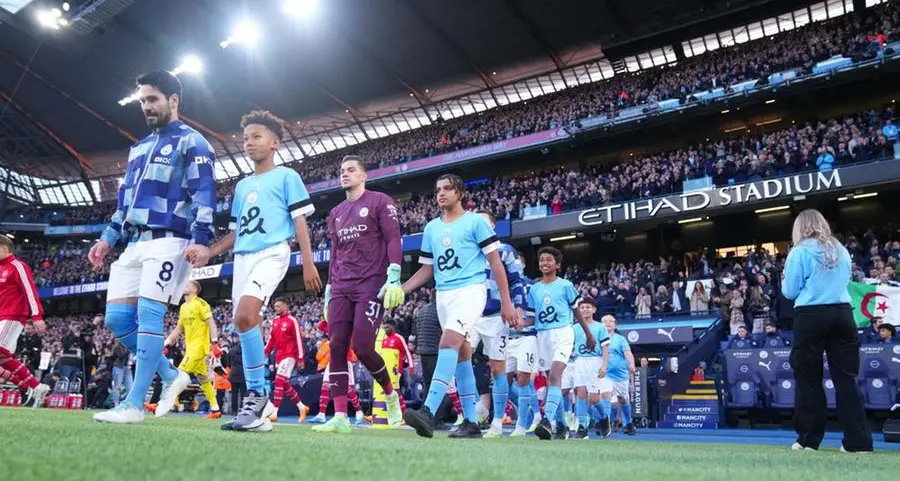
[782,248,806,300]
[100,150,134,247]
[184,133,217,246]
[501,246,526,310]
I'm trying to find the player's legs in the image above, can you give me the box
[536,327,575,440]
[324,298,353,417]
[349,297,395,396]
[0,321,49,407]
[574,386,590,437]
[614,381,635,434]
[480,320,509,434]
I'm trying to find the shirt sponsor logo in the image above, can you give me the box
[153,156,172,164]
[194,156,212,165]
[338,224,368,242]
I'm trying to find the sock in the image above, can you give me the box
[238,327,267,395]
[200,380,219,411]
[562,394,572,422]
[454,359,478,423]
[124,298,167,407]
[508,382,519,407]
[576,398,589,429]
[106,303,177,384]
[516,383,532,429]
[590,403,601,422]
[319,381,330,413]
[347,387,361,412]
[398,392,407,414]
[491,374,509,423]
[449,389,463,415]
[621,403,633,426]
[423,348,459,414]
[0,355,39,389]
[556,397,568,428]
[529,383,540,419]
[273,375,288,408]
[283,379,302,407]
[544,386,563,429]
[600,399,611,420]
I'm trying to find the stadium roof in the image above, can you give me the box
[0,0,812,195]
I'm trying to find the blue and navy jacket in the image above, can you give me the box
[100,120,217,247]
[483,243,526,317]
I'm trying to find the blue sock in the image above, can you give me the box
[508,381,519,407]
[576,398,589,428]
[238,327,268,395]
[424,348,459,414]
[491,374,509,423]
[599,399,611,420]
[545,386,562,428]
[621,403,633,426]
[590,403,601,422]
[516,383,531,429]
[124,299,167,407]
[529,383,540,421]
[105,303,177,383]
[455,359,478,423]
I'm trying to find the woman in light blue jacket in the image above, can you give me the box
[782,209,872,453]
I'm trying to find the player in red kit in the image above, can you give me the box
[381,319,414,414]
[313,155,404,434]
[0,235,50,408]
[264,299,309,423]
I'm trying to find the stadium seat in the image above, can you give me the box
[862,377,896,410]
[770,372,795,409]
[823,378,836,409]
[728,370,759,408]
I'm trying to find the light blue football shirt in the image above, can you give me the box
[230,166,314,254]
[419,211,500,291]
[526,277,581,332]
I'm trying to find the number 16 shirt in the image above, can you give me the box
[230,166,315,255]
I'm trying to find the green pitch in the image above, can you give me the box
[1,408,898,481]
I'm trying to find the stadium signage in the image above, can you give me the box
[578,170,842,226]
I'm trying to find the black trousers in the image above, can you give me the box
[790,304,872,451]
[419,353,437,399]
[230,381,248,415]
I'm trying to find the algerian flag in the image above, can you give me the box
[848,282,900,328]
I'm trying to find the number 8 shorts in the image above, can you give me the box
[232,241,291,306]
[107,237,193,305]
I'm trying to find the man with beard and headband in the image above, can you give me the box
[312,155,405,434]
[188,110,322,432]
[90,71,216,424]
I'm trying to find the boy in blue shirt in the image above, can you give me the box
[572,298,609,439]
[401,174,517,438]
[526,246,597,440]
[188,110,322,432]
[601,314,636,436]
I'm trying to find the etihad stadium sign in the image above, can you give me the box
[578,170,842,226]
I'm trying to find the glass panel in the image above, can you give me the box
[221,157,240,178]
[826,0,845,17]
[637,52,653,69]
[704,33,720,51]
[762,17,779,37]
[690,37,706,56]
[548,72,566,91]
[681,40,694,58]
[810,2,827,22]
[516,81,534,100]
[663,46,677,63]
[597,59,615,79]
[747,21,764,40]
[733,26,750,44]
[563,68,579,86]
[777,13,794,32]
[624,55,640,73]
[844,0,854,12]
[794,8,810,27]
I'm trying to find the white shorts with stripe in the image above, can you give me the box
[107,237,193,305]
[276,358,297,378]
[324,362,355,386]
[0,320,24,354]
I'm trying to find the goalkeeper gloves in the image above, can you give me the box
[323,284,331,322]
[378,263,405,309]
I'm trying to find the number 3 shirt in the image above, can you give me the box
[419,211,500,291]
[526,278,582,332]
[230,166,315,255]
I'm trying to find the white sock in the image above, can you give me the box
[334,412,348,419]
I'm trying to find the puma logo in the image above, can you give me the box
[891,357,900,363]
[657,328,675,343]
[758,361,772,371]
[252,280,264,290]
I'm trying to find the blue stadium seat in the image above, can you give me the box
[862,377,896,410]
[824,378,836,409]
[770,372,795,409]
[729,372,759,408]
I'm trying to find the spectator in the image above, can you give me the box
[689,282,709,315]
[634,286,652,319]
[727,325,758,349]
[876,323,896,344]
[670,280,688,314]
[729,290,746,336]
[653,285,670,313]
[410,301,440,397]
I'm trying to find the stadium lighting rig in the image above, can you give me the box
[35,3,71,30]
[117,55,204,106]
[220,20,261,49]
[282,0,317,18]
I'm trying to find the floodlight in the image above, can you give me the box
[172,55,203,75]
[220,20,261,49]
[36,9,60,29]
[283,0,317,18]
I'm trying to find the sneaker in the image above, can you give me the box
[574,426,590,440]
[454,415,465,427]
[476,404,490,425]
[26,384,50,409]
[384,391,403,427]
[354,411,365,424]
[312,413,327,423]
[155,370,191,418]
[484,421,504,439]
[205,410,222,420]
[509,427,528,437]
[623,423,636,436]
[791,442,815,451]
[534,417,553,441]
[312,415,352,434]
[143,403,157,414]
[596,418,611,438]
[554,423,570,440]
[565,412,575,430]
[448,419,483,439]
[502,414,514,425]
[527,413,542,433]
[404,407,437,438]
[220,418,271,432]
[297,404,309,423]
[93,403,144,424]
[840,446,873,454]
[233,391,272,432]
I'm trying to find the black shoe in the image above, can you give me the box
[574,426,589,440]
[220,420,236,431]
[624,423,636,436]
[448,419,483,439]
[554,424,570,440]
[534,417,553,440]
[404,408,436,438]
[596,418,611,437]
